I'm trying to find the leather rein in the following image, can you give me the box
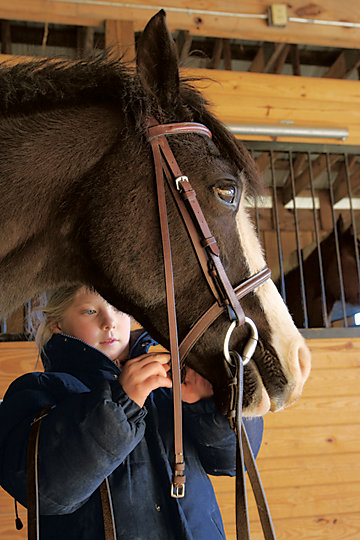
[147,119,276,539]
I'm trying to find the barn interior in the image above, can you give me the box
[0,2,359,539]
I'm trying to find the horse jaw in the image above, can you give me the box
[236,199,311,415]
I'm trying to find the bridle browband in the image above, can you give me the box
[147,118,276,539]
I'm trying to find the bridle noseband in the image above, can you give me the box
[147,118,275,539]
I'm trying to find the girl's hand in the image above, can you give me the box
[181,367,213,404]
[118,353,172,408]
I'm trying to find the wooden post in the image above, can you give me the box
[105,19,135,62]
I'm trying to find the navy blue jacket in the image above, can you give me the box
[0,331,263,539]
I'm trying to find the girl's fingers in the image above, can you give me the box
[123,352,170,367]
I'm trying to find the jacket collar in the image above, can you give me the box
[41,330,153,389]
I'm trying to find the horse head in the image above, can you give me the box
[0,11,310,417]
[95,11,310,416]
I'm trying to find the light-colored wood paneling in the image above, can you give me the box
[0,0,359,48]
[188,68,360,146]
[213,337,360,539]
[1,338,360,539]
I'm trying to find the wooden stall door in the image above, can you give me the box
[1,339,360,539]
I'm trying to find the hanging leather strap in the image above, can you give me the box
[99,478,117,540]
[149,137,185,497]
[242,426,276,539]
[226,350,276,540]
[27,406,52,540]
[27,407,117,540]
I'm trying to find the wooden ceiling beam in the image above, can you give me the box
[0,0,360,49]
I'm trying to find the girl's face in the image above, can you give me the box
[52,288,131,362]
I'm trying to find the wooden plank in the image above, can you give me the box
[300,366,360,398]
[306,337,360,369]
[213,479,360,520]
[263,395,360,428]
[0,514,27,540]
[259,424,360,458]
[0,0,360,49]
[255,453,360,488]
[0,341,39,396]
[0,489,27,539]
[188,69,360,145]
[227,513,360,540]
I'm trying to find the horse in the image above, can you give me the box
[0,10,310,418]
[281,216,360,328]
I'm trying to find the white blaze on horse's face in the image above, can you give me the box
[236,193,311,414]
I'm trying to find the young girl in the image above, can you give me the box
[0,284,263,540]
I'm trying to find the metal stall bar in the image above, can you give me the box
[289,150,309,328]
[307,152,329,327]
[326,152,348,327]
[270,150,286,302]
[344,153,360,294]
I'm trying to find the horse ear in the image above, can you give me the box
[136,10,180,111]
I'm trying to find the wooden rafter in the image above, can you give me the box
[282,154,341,205]
[333,156,360,203]
[177,30,193,63]
[323,50,360,79]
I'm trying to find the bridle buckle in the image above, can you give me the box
[170,483,185,498]
[175,175,189,191]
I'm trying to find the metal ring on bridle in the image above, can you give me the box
[223,317,259,366]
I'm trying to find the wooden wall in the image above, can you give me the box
[1,338,360,538]
[188,69,360,146]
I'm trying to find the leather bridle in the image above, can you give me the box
[26,119,276,540]
[147,118,276,539]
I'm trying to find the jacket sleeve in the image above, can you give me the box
[182,398,263,476]
[0,374,147,515]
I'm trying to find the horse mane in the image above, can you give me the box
[0,55,262,198]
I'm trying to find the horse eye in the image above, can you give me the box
[214,186,236,204]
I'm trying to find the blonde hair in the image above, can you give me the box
[35,283,88,351]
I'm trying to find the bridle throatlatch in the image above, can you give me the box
[147,118,276,539]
